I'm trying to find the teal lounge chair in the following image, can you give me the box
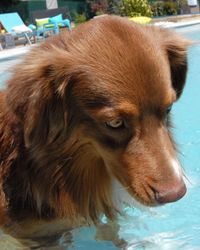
[0,12,35,46]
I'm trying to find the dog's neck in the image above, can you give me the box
[6,140,117,224]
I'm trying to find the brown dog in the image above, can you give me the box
[0,16,191,237]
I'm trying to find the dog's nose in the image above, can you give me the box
[155,181,187,204]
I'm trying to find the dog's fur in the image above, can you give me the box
[0,16,191,236]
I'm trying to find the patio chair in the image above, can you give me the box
[34,17,60,39]
[33,15,71,39]
[0,12,35,47]
[30,7,71,37]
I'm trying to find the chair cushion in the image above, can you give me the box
[49,14,63,24]
[62,19,70,28]
[12,24,32,33]
[35,18,49,28]
[28,24,36,30]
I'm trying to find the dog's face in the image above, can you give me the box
[7,16,191,219]
[65,17,189,207]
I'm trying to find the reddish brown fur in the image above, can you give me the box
[0,16,191,232]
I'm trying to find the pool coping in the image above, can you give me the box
[153,19,200,29]
[1,17,200,61]
[0,46,33,62]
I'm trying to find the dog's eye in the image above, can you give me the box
[106,119,124,129]
[166,105,173,114]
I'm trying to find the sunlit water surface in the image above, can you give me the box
[0,24,200,249]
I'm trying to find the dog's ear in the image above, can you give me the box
[158,28,192,99]
[6,48,80,149]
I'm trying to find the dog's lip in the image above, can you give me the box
[130,192,159,207]
[112,179,156,211]
[123,183,173,208]
[111,175,159,207]
[130,181,187,207]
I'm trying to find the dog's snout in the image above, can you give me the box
[154,181,187,204]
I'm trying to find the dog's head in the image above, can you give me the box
[7,16,191,221]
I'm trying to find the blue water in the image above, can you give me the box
[0,25,200,249]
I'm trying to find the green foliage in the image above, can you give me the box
[163,1,178,15]
[107,0,122,15]
[151,1,164,16]
[148,0,156,3]
[179,0,188,5]
[151,1,178,16]
[121,0,153,17]
[85,0,106,18]
[89,0,108,16]
[74,13,87,24]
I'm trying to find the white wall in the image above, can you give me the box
[46,0,58,9]
[187,0,198,6]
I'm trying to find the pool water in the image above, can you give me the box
[0,25,200,250]
[0,57,22,89]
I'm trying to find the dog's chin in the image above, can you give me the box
[111,179,152,213]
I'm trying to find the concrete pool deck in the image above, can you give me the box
[1,13,200,61]
[152,13,200,28]
[0,45,33,61]
[153,18,200,28]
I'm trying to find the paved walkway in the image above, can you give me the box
[0,45,32,61]
[153,19,200,28]
[152,13,200,23]
[152,13,200,28]
[0,45,32,78]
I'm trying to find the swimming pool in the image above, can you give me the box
[0,24,200,249]
[0,56,22,89]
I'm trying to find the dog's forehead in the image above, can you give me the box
[70,17,174,107]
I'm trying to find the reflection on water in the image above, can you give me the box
[0,230,73,249]
[126,231,197,250]
[2,205,200,250]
